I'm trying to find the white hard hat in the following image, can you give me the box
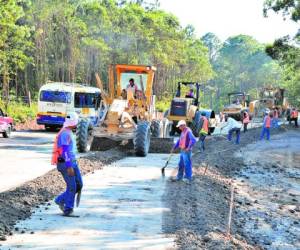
[63,112,79,128]
[176,120,186,127]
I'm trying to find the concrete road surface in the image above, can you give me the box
[0,131,55,192]
[1,154,178,250]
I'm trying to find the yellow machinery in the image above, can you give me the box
[222,92,250,121]
[249,87,289,117]
[165,82,201,136]
[76,64,171,156]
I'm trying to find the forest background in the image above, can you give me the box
[0,0,299,122]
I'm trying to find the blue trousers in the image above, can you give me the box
[199,134,206,151]
[272,118,280,128]
[260,127,270,140]
[55,161,83,212]
[228,128,240,144]
[177,150,192,181]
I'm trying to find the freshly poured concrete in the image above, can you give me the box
[2,154,177,249]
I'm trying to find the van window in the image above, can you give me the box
[74,93,96,108]
[40,91,71,103]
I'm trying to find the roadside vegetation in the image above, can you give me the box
[0,0,299,121]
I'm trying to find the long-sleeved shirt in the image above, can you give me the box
[57,128,77,167]
[221,117,242,130]
[174,127,196,150]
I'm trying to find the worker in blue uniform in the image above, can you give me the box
[172,120,197,183]
[51,113,83,216]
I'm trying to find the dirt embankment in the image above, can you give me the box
[0,149,126,241]
[163,126,299,250]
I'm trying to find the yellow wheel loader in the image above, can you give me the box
[76,64,172,156]
[164,82,202,136]
[222,92,250,121]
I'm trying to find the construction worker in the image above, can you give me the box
[51,113,83,216]
[126,78,138,100]
[272,107,280,128]
[260,111,272,140]
[242,111,250,133]
[185,88,194,98]
[171,120,196,183]
[198,112,209,152]
[220,115,242,144]
[290,108,299,127]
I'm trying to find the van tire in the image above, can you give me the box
[3,125,11,138]
[76,119,93,153]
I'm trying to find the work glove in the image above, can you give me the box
[67,167,75,177]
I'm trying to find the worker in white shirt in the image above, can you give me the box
[220,115,242,144]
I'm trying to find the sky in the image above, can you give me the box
[159,0,299,43]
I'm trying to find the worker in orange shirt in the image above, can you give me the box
[260,111,272,140]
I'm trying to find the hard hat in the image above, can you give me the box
[176,120,187,127]
[63,112,79,128]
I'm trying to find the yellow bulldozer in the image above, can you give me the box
[76,64,172,156]
[222,92,250,121]
[249,87,289,117]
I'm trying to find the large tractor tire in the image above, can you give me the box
[134,121,151,157]
[76,119,94,153]
[190,111,201,137]
[151,119,163,137]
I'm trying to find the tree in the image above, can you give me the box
[0,0,32,107]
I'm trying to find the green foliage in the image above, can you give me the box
[0,99,37,124]
[264,0,300,106]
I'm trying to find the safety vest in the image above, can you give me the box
[265,116,271,128]
[179,128,189,149]
[200,116,209,135]
[51,128,66,165]
[291,110,298,119]
[243,112,250,124]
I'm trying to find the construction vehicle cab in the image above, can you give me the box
[259,87,288,115]
[223,92,250,121]
[76,64,171,156]
[165,82,201,136]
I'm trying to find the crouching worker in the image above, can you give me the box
[221,115,242,144]
[51,113,83,216]
[171,120,196,183]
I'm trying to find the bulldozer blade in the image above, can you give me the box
[149,137,174,153]
[90,137,121,151]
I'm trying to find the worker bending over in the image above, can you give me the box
[171,120,196,183]
[51,113,83,216]
[220,115,242,144]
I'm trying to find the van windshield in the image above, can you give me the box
[40,90,71,103]
[74,92,97,108]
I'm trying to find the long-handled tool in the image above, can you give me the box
[161,152,173,177]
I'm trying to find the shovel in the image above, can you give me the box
[161,152,173,177]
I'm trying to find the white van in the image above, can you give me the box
[37,82,101,130]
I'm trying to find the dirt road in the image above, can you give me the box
[1,154,177,249]
[0,125,299,249]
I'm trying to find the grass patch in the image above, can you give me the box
[0,99,37,124]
